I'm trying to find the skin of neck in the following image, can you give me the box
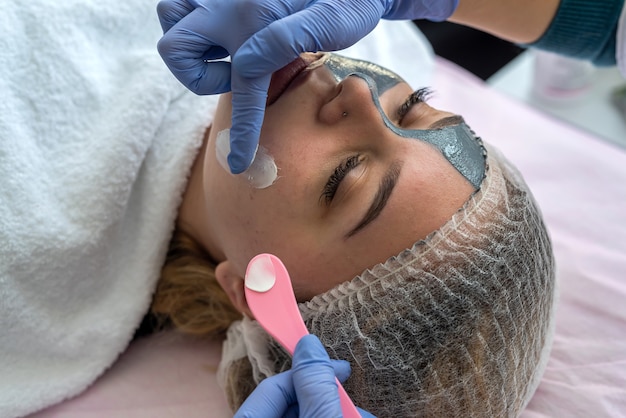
[449,0,561,44]
[176,126,225,262]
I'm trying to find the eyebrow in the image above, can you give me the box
[346,160,403,238]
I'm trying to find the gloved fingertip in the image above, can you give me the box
[297,334,324,347]
[294,335,328,361]
[227,152,253,175]
[331,359,352,383]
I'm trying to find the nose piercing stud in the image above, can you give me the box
[342,111,348,117]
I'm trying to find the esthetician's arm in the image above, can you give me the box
[449,0,624,66]
[449,0,561,44]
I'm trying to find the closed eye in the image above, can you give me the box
[397,87,432,124]
[320,154,362,205]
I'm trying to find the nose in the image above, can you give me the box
[318,75,392,126]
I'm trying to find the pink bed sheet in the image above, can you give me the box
[28,332,230,418]
[29,58,626,418]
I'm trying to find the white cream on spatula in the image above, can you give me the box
[216,129,278,189]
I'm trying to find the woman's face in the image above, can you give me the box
[203,53,475,301]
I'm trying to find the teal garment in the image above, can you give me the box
[526,0,625,66]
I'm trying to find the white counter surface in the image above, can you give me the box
[488,51,626,149]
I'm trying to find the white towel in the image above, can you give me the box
[0,1,217,416]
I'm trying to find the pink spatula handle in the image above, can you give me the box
[337,382,359,416]
[245,254,361,418]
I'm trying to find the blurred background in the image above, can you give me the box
[413,20,626,150]
[413,20,525,80]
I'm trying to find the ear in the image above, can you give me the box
[215,260,254,319]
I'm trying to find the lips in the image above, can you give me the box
[266,53,326,106]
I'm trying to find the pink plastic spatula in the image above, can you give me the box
[244,253,361,418]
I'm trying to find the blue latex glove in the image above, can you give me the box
[234,334,376,418]
[156,0,459,173]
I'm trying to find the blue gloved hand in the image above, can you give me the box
[234,334,376,418]
[156,0,459,174]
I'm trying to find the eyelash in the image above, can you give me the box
[397,87,432,124]
[319,88,430,205]
[322,154,362,205]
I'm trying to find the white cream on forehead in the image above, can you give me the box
[215,129,278,189]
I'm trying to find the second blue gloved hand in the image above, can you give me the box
[157,0,459,174]
[234,334,376,418]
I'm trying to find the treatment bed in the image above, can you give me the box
[26,21,626,418]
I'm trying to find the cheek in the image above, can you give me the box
[404,153,474,233]
[259,105,320,156]
[220,193,291,264]
[219,211,268,275]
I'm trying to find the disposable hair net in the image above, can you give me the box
[218,143,557,417]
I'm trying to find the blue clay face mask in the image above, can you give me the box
[323,54,486,189]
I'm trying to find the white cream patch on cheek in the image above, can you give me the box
[215,129,278,189]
